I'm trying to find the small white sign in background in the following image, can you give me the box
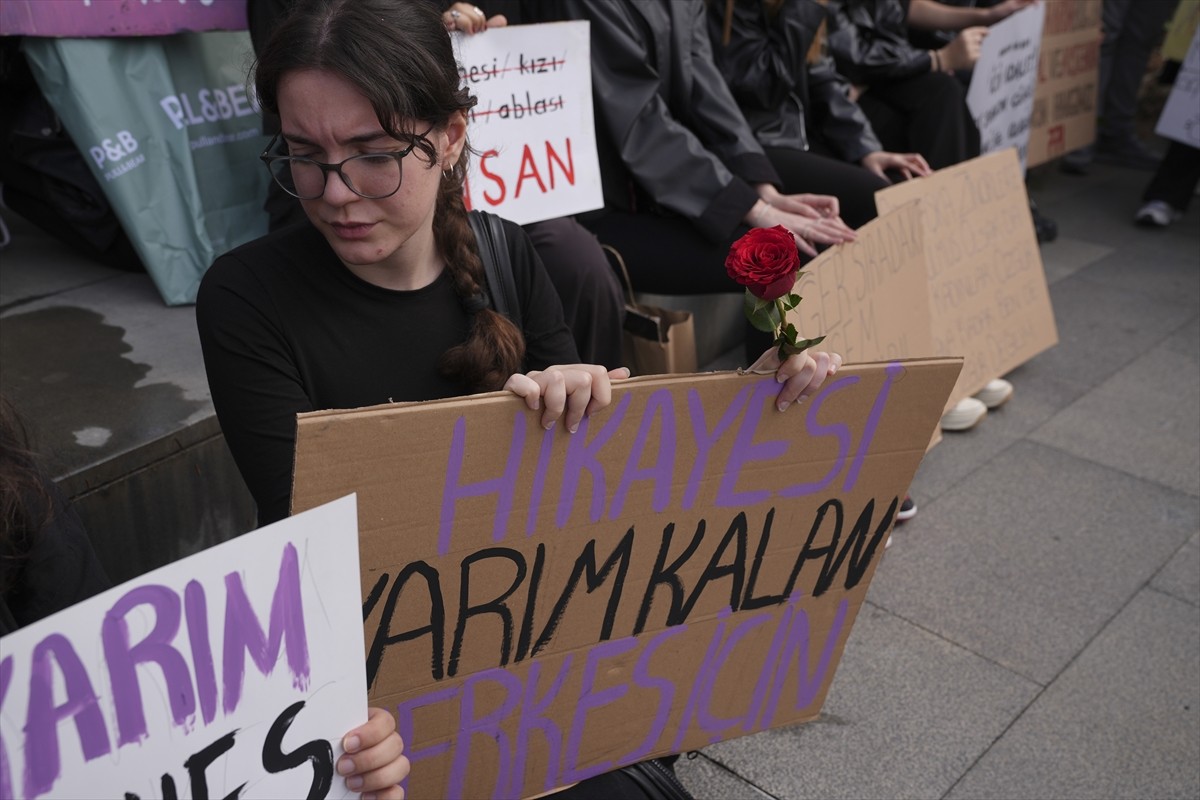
[454,21,603,225]
[967,3,1047,170]
[1155,26,1200,149]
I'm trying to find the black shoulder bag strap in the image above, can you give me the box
[467,209,522,330]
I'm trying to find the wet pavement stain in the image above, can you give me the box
[0,305,206,476]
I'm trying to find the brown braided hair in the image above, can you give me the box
[254,0,525,392]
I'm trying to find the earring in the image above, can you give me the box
[442,166,455,180]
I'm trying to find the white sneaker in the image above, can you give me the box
[940,397,987,432]
[1135,200,1182,227]
[974,378,1013,409]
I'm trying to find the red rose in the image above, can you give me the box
[724,225,801,300]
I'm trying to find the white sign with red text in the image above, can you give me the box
[453,21,603,224]
[0,496,366,800]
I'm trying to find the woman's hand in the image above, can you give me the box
[939,27,988,71]
[442,2,506,33]
[747,189,857,257]
[987,0,1038,25]
[338,707,410,799]
[757,183,841,221]
[861,150,933,182]
[747,348,843,412]
[505,365,631,433]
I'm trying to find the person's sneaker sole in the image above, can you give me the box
[940,397,987,431]
[974,378,1013,409]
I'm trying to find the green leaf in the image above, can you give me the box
[786,293,801,308]
[777,334,827,357]
[744,291,782,332]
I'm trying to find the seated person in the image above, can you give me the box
[826,0,1033,168]
[707,0,933,219]
[526,0,858,361]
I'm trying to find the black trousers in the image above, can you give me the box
[1143,140,1200,212]
[856,71,981,170]
[523,217,625,369]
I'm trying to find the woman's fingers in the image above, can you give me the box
[338,708,410,796]
[506,365,629,432]
[775,351,843,411]
[791,229,819,256]
[537,369,568,430]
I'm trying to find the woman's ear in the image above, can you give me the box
[441,110,468,170]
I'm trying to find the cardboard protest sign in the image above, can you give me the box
[454,22,603,224]
[0,496,366,800]
[1155,26,1200,149]
[967,2,1046,169]
[1026,0,1102,168]
[291,360,962,799]
[0,0,247,37]
[790,200,934,365]
[876,150,1058,410]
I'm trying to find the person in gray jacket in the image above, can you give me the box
[526,0,857,344]
[707,0,932,228]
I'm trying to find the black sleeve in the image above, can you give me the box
[504,219,580,369]
[196,254,313,528]
[827,0,933,85]
[707,0,797,117]
[808,55,882,163]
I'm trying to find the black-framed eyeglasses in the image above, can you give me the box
[259,132,427,200]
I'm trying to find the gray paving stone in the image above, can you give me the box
[1152,532,1200,608]
[1029,273,1194,390]
[908,357,1090,502]
[868,441,1200,685]
[676,753,773,800]
[947,589,1200,800]
[0,211,123,308]
[1165,316,1200,361]
[1075,239,1200,311]
[696,603,1038,800]
[1039,235,1114,285]
[1031,344,1200,496]
[1034,164,1182,253]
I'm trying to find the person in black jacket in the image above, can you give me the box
[707,0,933,227]
[526,0,858,353]
[827,0,1033,169]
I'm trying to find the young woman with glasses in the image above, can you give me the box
[197,0,840,796]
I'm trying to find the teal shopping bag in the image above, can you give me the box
[23,32,269,305]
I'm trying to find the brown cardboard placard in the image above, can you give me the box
[1026,0,1102,167]
[790,200,935,365]
[292,358,961,799]
[875,150,1058,410]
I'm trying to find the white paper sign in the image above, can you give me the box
[0,495,366,800]
[1155,26,1200,148]
[454,21,603,224]
[967,3,1047,169]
